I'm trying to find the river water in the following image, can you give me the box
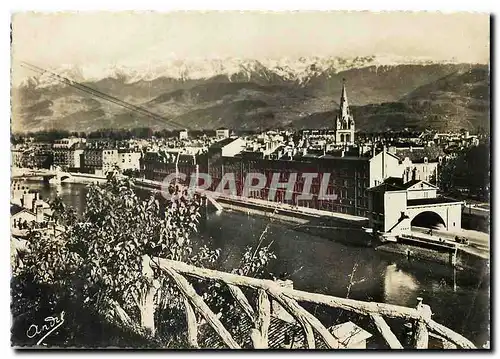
[26,181,490,347]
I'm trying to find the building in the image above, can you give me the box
[52,137,85,149]
[32,143,54,169]
[203,140,447,218]
[205,141,371,216]
[11,183,50,229]
[334,80,355,146]
[216,128,230,140]
[53,142,86,170]
[369,148,403,188]
[142,151,198,183]
[11,204,38,230]
[369,146,447,187]
[390,146,446,184]
[82,148,104,174]
[179,129,189,140]
[118,150,142,172]
[102,149,119,174]
[367,177,463,239]
[11,148,27,168]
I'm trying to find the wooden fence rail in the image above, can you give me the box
[148,256,476,350]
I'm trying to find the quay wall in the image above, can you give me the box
[216,197,373,247]
[375,242,489,273]
[216,199,309,225]
[66,172,107,184]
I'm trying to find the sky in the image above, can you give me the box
[11,11,490,83]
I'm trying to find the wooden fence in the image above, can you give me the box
[145,255,476,350]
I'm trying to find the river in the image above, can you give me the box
[26,181,490,347]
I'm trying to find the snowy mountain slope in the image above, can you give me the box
[11,56,489,133]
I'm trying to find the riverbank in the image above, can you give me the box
[374,241,489,273]
[215,197,373,247]
[65,172,108,184]
[215,193,489,272]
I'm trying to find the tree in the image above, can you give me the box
[438,143,490,200]
[14,174,276,345]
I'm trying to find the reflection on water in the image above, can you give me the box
[22,180,490,346]
[383,264,419,304]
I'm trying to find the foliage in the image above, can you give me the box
[122,169,141,178]
[233,244,277,278]
[438,143,490,200]
[13,173,277,346]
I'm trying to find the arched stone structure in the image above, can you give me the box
[410,210,447,229]
[406,203,462,232]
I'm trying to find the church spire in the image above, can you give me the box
[334,78,355,145]
[341,78,348,103]
[339,78,350,119]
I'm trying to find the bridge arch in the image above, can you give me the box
[60,175,71,182]
[410,210,446,230]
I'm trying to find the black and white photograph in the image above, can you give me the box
[9,10,490,350]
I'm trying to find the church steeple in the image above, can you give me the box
[334,79,355,145]
[339,78,350,120]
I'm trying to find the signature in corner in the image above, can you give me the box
[26,311,65,345]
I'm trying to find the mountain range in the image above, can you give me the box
[11,56,490,134]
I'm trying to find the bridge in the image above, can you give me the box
[12,168,73,184]
[128,255,476,349]
[12,168,110,185]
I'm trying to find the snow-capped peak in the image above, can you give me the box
[16,55,466,89]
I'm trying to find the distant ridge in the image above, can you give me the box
[12,56,489,133]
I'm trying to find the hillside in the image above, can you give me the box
[11,58,490,133]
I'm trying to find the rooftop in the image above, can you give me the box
[407,197,462,206]
[368,178,438,192]
[393,146,445,162]
[209,137,240,150]
[11,203,34,216]
[366,182,405,193]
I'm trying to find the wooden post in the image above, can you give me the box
[426,319,476,349]
[269,290,315,348]
[429,332,457,349]
[160,265,240,349]
[271,290,341,349]
[227,284,255,320]
[271,280,295,323]
[370,314,403,349]
[250,329,264,349]
[414,297,431,349]
[140,255,157,336]
[253,289,271,349]
[449,247,457,267]
[442,339,458,349]
[183,296,198,348]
